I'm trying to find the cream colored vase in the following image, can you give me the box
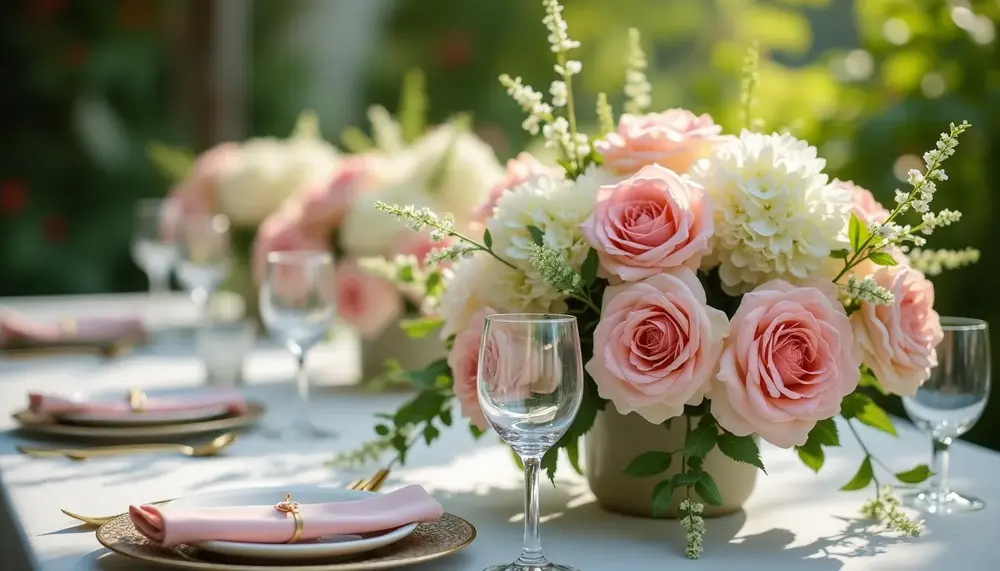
[362,325,446,380]
[585,408,758,518]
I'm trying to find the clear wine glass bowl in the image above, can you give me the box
[478,313,583,571]
[176,214,232,314]
[901,317,990,514]
[131,199,179,296]
[259,250,337,438]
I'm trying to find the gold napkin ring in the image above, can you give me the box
[128,389,147,413]
[275,493,303,543]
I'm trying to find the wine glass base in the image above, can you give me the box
[900,489,985,514]
[483,563,579,571]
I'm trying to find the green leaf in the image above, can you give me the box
[858,368,887,394]
[375,424,390,436]
[398,68,427,144]
[400,316,443,339]
[895,464,933,484]
[855,400,898,437]
[406,359,451,390]
[687,456,704,471]
[848,213,868,251]
[391,434,407,455]
[425,271,443,298]
[673,470,704,487]
[396,264,415,283]
[565,438,583,475]
[624,451,673,477]
[394,390,447,425]
[796,440,825,472]
[340,126,376,153]
[868,251,898,266]
[542,449,559,485]
[695,472,723,506]
[527,225,545,246]
[581,249,600,286]
[840,392,871,419]
[469,424,485,439]
[717,432,766,472]
[147,141,194,182]
[830,248,850,259]
[810,418,840,447]
[651,478,676,517]
[684,423,718,458]
[423,423,440,445]
[440,408,453,427]
[841,455,874,491]
[483,228,493,249]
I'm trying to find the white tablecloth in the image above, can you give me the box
[2,294,999,570]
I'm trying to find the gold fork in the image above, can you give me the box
[61,468,392,527]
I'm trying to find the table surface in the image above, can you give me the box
[2,294,999,571]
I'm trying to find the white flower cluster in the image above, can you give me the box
[527,242,583,294]
[500,75,552,136]
[679,499,705,560]
[542,0,580,53]
[624,28,651,114]
[374,201,454,241]
[906,247,981,276]
[596,93,615,135]
[695,130,851,294]
[543,117,590,160]
[845,275,895,305]
[861,487,923,536]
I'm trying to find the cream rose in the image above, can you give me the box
[473,152,563,222]
[851,265,943,396]
[586,270,729,424]
[581,163,713,282]
[448,307,494,430]
[710,280,861,448]
[594,109,722,177]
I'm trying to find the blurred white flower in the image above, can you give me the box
[694,130,851,294]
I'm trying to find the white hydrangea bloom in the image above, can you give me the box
[437,253,493,339]
[694,130,851,294]
[340,183,421,257]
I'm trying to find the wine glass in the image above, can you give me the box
[901,317,990,514]
[478,313,583,571]
[260,250,337,438]
[131,199,179,299]
[175,214,232,320]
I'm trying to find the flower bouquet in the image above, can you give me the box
[351,0,979,558]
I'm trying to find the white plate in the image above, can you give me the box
[55,388,233,426]
[166,485,419,560]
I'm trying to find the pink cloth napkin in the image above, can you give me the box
[0,310,146,346]
[129,485,444,547]
[28,390,248,416]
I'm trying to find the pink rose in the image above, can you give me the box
[252,206,329,282]
[334,260,403,339]
[710,280,861,448]
[586,270,729,424]
[162,143,240,239]
[833,179,890,224]
[298,155,377,230]
[594,109,723,177]
[480,318,563,402]
[447,307,495,430]
[397,232,454,269]
[472,153,563,222]
[851,266,943,397]
[581,164,713,281]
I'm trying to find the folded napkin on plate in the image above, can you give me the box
[28,389,247,416]
[0,310,146,346]
[129,485,444,547]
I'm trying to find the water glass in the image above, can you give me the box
[478,313,583,571]
[131,199,179,298]
[902,317,990,514]
[260,251,337,438]
[176,214,232,319]
[197,319,257,387]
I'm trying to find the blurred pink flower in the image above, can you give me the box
[833,179,890,224]
[334,260,404,339]
[252,206,329,282]
[447,307,495,430]
[472,152,563,222]
[298,155,379,231]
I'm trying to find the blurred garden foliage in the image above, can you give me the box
[2,0,999,447]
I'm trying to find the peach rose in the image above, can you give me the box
[480,318,563,403]
[472,153,564,222]
[833,179,890,224]
[298,155,377,231]
[594,109,722,176]
[581,164,713,281]
[447,307,495,430]
[333,260,403,339]
[586,270,729,424]
[710,280,861,448]
[851,265,943,397]
[252,206,329,282]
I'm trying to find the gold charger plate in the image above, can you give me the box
[96,512,476,570]
[11,402,265,441]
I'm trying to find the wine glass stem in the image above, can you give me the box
[518,454,545,566]
[149,273,170,297]
[930,436,952,496]
[295,349,310,411]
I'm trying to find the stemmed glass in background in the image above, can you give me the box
[131,199,180,299]
[260,251,337,438]
[902,317,991,514]
[478,313,583,571]
[175,214,232,320]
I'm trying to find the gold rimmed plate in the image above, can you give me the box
[96,511,476,570]
[11,402,265,442]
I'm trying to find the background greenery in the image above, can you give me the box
[2,0,998,449]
